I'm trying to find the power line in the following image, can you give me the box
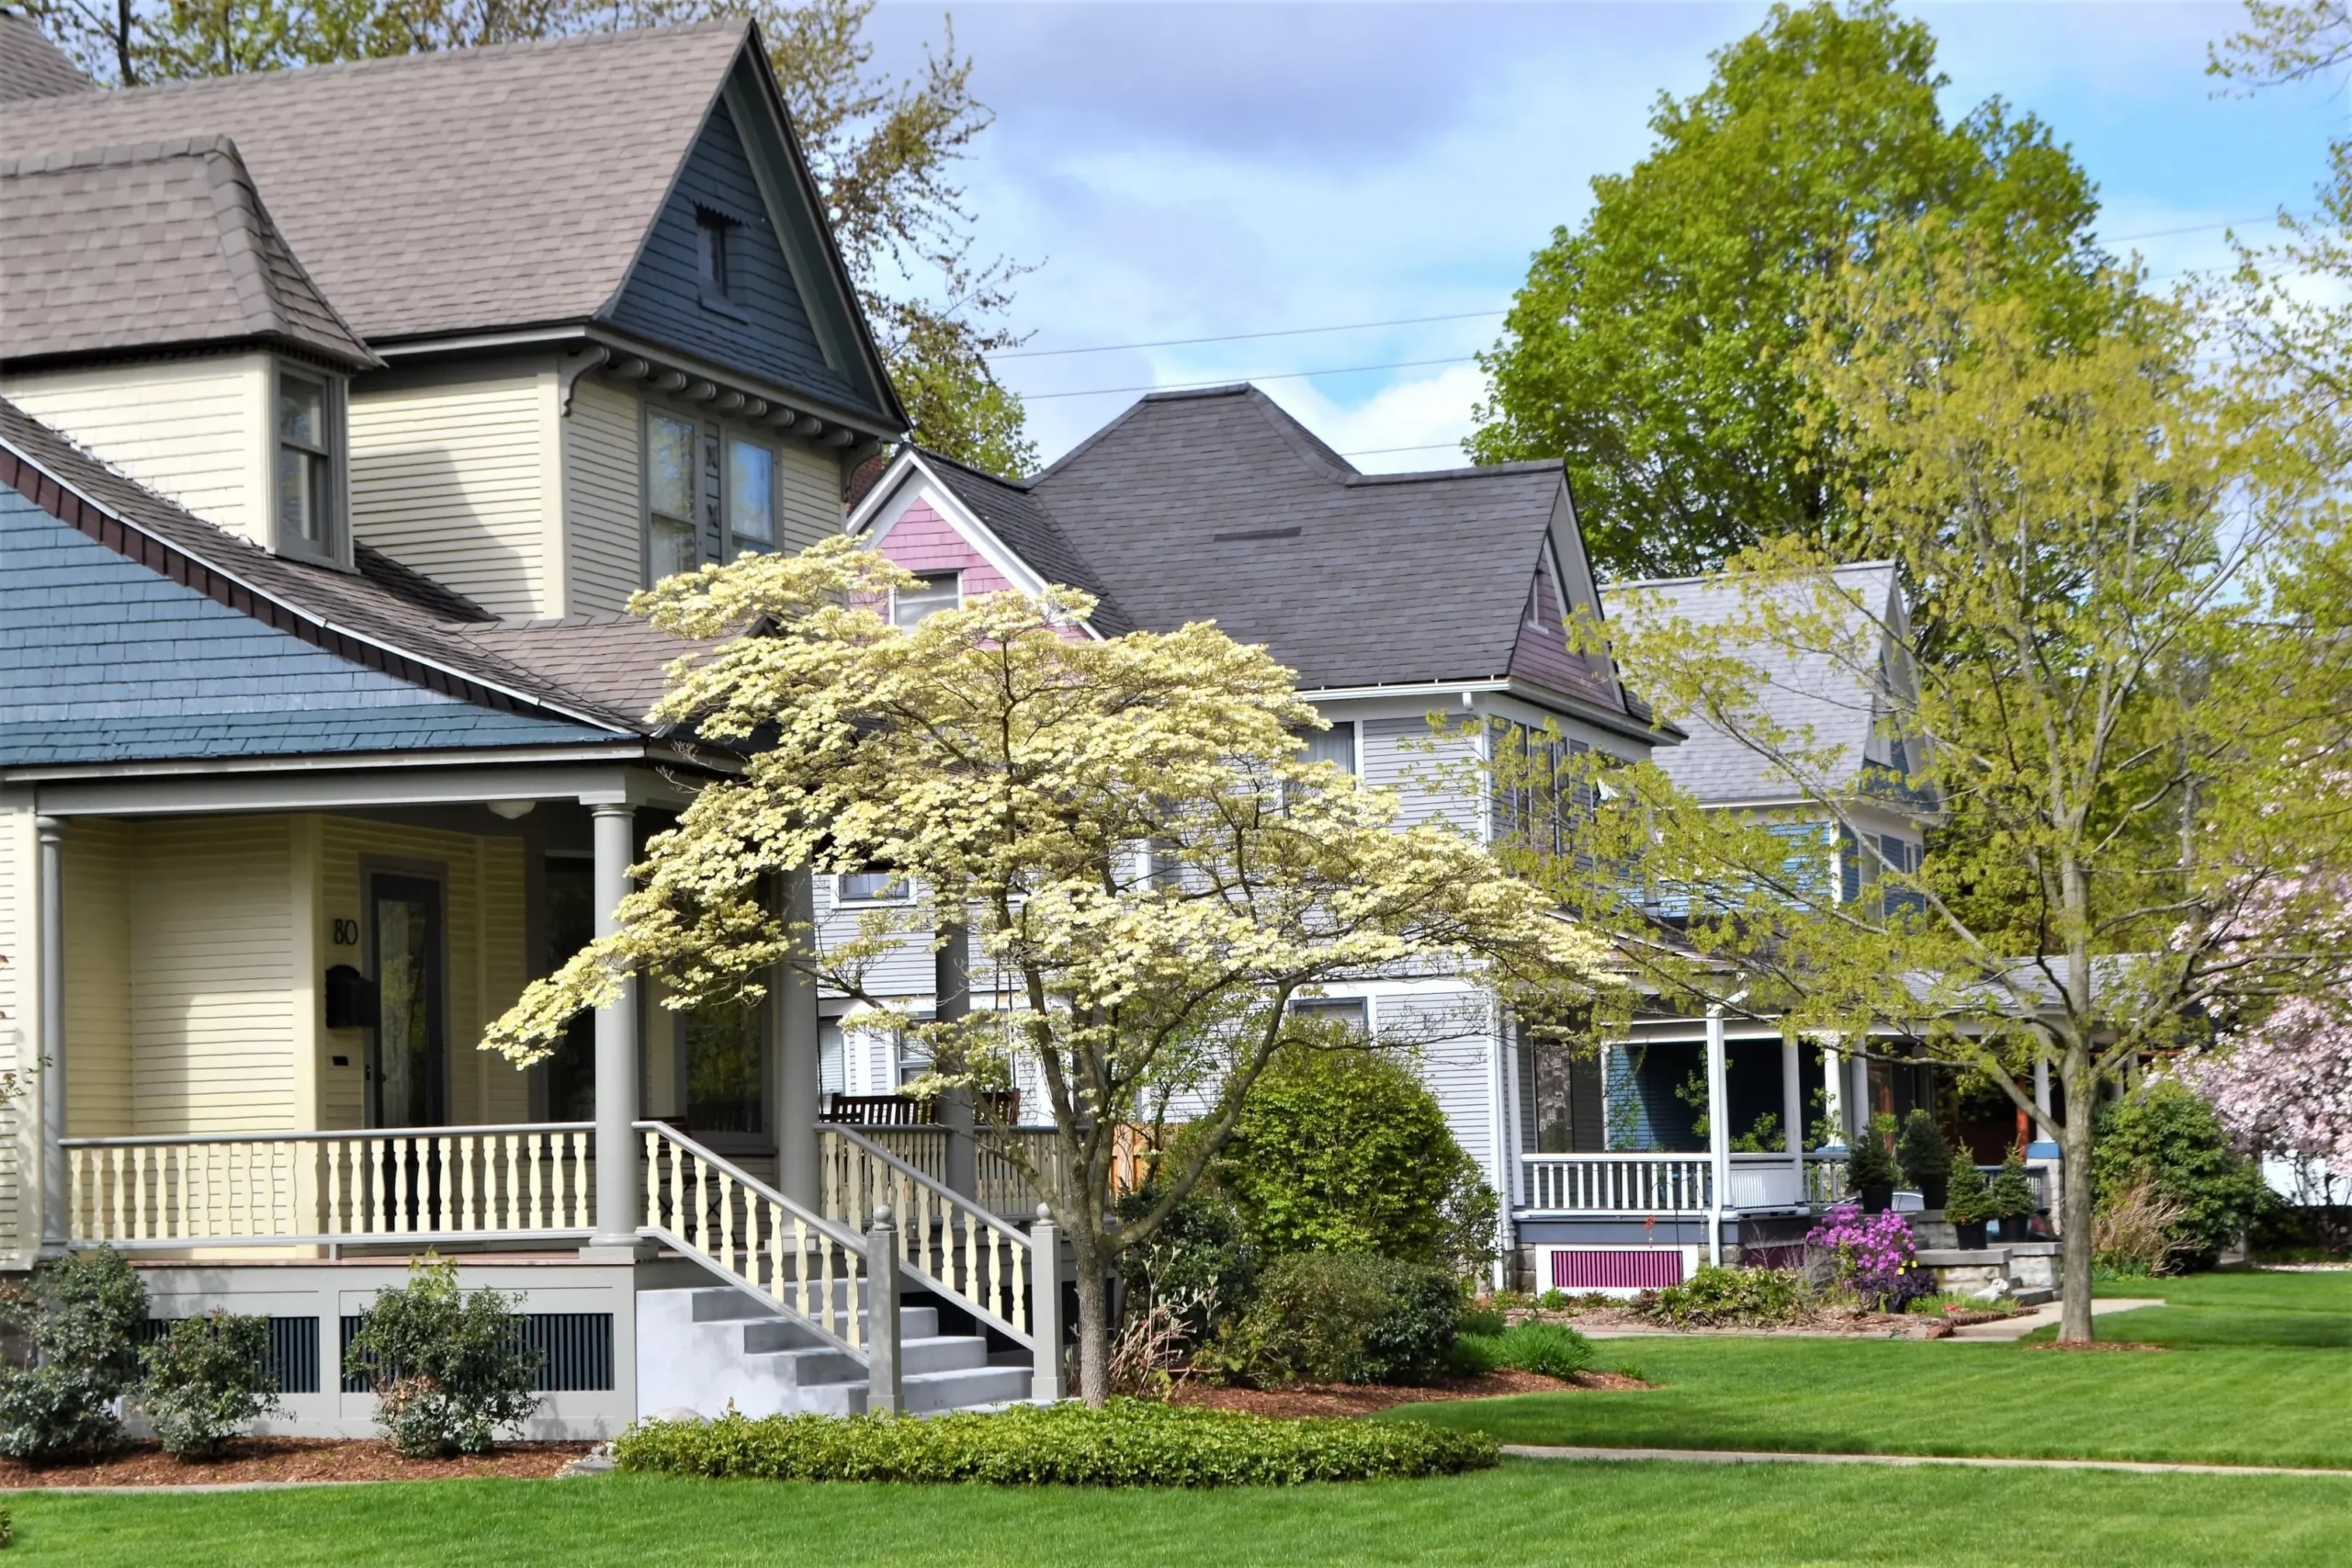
[990,309,1506,360]
[1339,441,1469,457]
[1020,355,1478,401]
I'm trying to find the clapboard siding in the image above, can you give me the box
[316,818,529,1130]
[1361,716,1484,836]
[130,817,297,1134]
[811,874,937,1000]
[62,818,134,1137]
[0,808,29,1260]
[1380,990,1503,1195]
[350,369,552,618]
[777,441,842,552]
[3,354,267,544]
[565,379,644,615]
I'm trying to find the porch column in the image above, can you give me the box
[1820,1043,1846,1149]
[1849,1051,1871,1143]
[36,817,66,1255]
[586,803,645,1254]
[2029,1055,2061,1158]
[1704,1007,1728,1265]
[1782,1037,1804,1193]
[776,868,821,1210]
[935,919,976,1201]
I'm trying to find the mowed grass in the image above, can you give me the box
[1396,1269,2352,1467]
[17,1462,2352,1568]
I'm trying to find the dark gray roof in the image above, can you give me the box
[1023,385,1579,692]
[916,451,1134,637]
[0,138,376,371]
[0,393,687,735]
[1604,562,1901,803]
[0,11,92,102]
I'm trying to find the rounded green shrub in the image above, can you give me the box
[1645,1264,1808,1327]
[0,1247,147,1461]
[1896,1110,1951,1187]
[1201,1252,1461,1386]
[138,1311,281,1458]
[1491,1322,1593,1379]
[343,1256,542,1458]
[2093,1083,2267,1268]
[1446,1333,1507,1377]
[612,1400,1499,1486]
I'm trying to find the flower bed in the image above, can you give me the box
[1806,1203,1932,1310]
[612,1400,1500,1487]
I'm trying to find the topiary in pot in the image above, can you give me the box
[1942,1150,1991,1247]
[1984,1151,2040,1240]
[1846,1114,1900,1213]
[1896,1110,1952,1210]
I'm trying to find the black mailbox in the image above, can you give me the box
[323,964,378,1031]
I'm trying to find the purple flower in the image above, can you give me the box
[1805,1203,1928,1310]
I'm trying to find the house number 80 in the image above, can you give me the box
[331,919,359,946]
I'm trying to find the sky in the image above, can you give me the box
[862,1,2351,472]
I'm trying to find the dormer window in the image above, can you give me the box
[892,571,961,628]
[274,367,343,563]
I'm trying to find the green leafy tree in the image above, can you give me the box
[1467,0,2105,581]
[2092,1083,2268,1268]
[1516,232,2352,1343]
[19,0,1035,474]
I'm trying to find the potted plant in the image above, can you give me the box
[1847,1113,1900,1213]
[1943,1150,1990,1248]
[1896,1110,1951,1210]
[1984,1150,2040,1241]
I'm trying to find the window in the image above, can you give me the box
[276,369,337,558]
[696,209,733,298]
[727,436,775,556]
[1300,720,1356,774]
[892,571,961,628]
[836,870,910,904]
[1490,720,1590,857]
[647,412,700,584]
[1290,997,1369,1039]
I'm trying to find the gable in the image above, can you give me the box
[606,82,876,418]
[1508,540,1621,707]
[0,489,605,765]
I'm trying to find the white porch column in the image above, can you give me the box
[776,868,822,1210]
[587,803,645,1254]
[1849,1051,1871,1143]
[1782,1037,1804,1191]
[36,817,66,1255]
[1704,1006,1728,1265]
[1820,1043,1846,1149]
[2030,1055,2061,1157]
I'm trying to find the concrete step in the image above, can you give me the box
[901,1362,1033,1414]
[899,1334,988,1376]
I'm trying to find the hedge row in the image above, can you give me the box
[611,1399,1499,1487]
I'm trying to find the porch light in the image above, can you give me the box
[487,800,537,820]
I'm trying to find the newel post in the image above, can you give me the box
[865,1205,902,1413]
[1030,1204,1064,1403]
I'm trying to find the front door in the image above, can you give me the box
[370,873,446,1128]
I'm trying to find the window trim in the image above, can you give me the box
[270,360,347,569]
[723,431,779,559]
[643,406,705,588]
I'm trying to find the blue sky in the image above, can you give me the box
[866,2,2348,470]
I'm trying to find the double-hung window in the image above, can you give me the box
[727,436,775,558]
[892,571,961,628]
[836,869,910,905]
[647,412,701,584]
[1301,719,1357,774]
[276,368,338,560]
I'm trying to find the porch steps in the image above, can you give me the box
[637,1285,1030,1418]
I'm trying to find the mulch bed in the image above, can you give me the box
[0,1438,594,1488]
[1169,1368,1649,1419]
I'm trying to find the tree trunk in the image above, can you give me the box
[2057,1049,2098,1344]
[1071,1235,1111,1406]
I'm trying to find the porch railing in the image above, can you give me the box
[62,1125,595,1248]
[819,1126,1035,1346]
[1520,1154,1713,1215]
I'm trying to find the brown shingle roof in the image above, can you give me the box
[0,138,376,370]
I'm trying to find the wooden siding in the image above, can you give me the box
[1361,716,1483,836]
[1508,548,1621,708]
[564,378,643,615]
[1380,990,1504,1195]
[316,818,529,1130]
[62,818,133,1138]
[2,354,268,545]
[777,440,842,553]
[349,367,553,618]
[873,500,1016,593]
[130,817,297,1134]
[0,807,30,1261]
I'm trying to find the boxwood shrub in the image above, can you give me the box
[612,1400,1498,1487]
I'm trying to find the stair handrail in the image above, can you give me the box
[822,1124,1039,1348]
[637,1121,873,1360]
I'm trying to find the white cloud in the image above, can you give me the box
[1260,362,1492,472]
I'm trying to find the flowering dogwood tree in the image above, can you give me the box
[483,536,1612,1403]
[2191,998,2352,1174]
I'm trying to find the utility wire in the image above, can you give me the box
[1020,355,1478,400]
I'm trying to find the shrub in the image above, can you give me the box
[1201,1253,1460,1387]
[1844,1113,1900,1188]
[1490,1321,1592,1379]
[1645,1264,1809,1327]
[1448,1334,1506,1376]
[136,1312,282,1459]
[0,1247,147,1461]
[343,1256,541,1458]
[1535,1288,1571,1311]
[1804,1204,1929,1310]
[612,1400,1499,1486]
[2092,1173,2193,1278]
[2093,1083,2267,1268]
[1455,1303,1508,1337]
[1984,1151,2040,1222]
[1896,1111,1951,1188]
[1116,1180,1256,1344]
[1942,1149,1991,1225]
[1216,1045,1498,1274]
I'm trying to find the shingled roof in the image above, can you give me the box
[914,451,1134,637]
[0,394,701,736]
[0,9,92,102]
[1603,562,1907,805]
[0,138,377,371]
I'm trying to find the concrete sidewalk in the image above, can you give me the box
[1502,1443,2351,1479]
[1943,1296,2164,1340]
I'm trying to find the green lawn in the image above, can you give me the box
[15,1462,2352,1567]
[1395,1269,2352,1467]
